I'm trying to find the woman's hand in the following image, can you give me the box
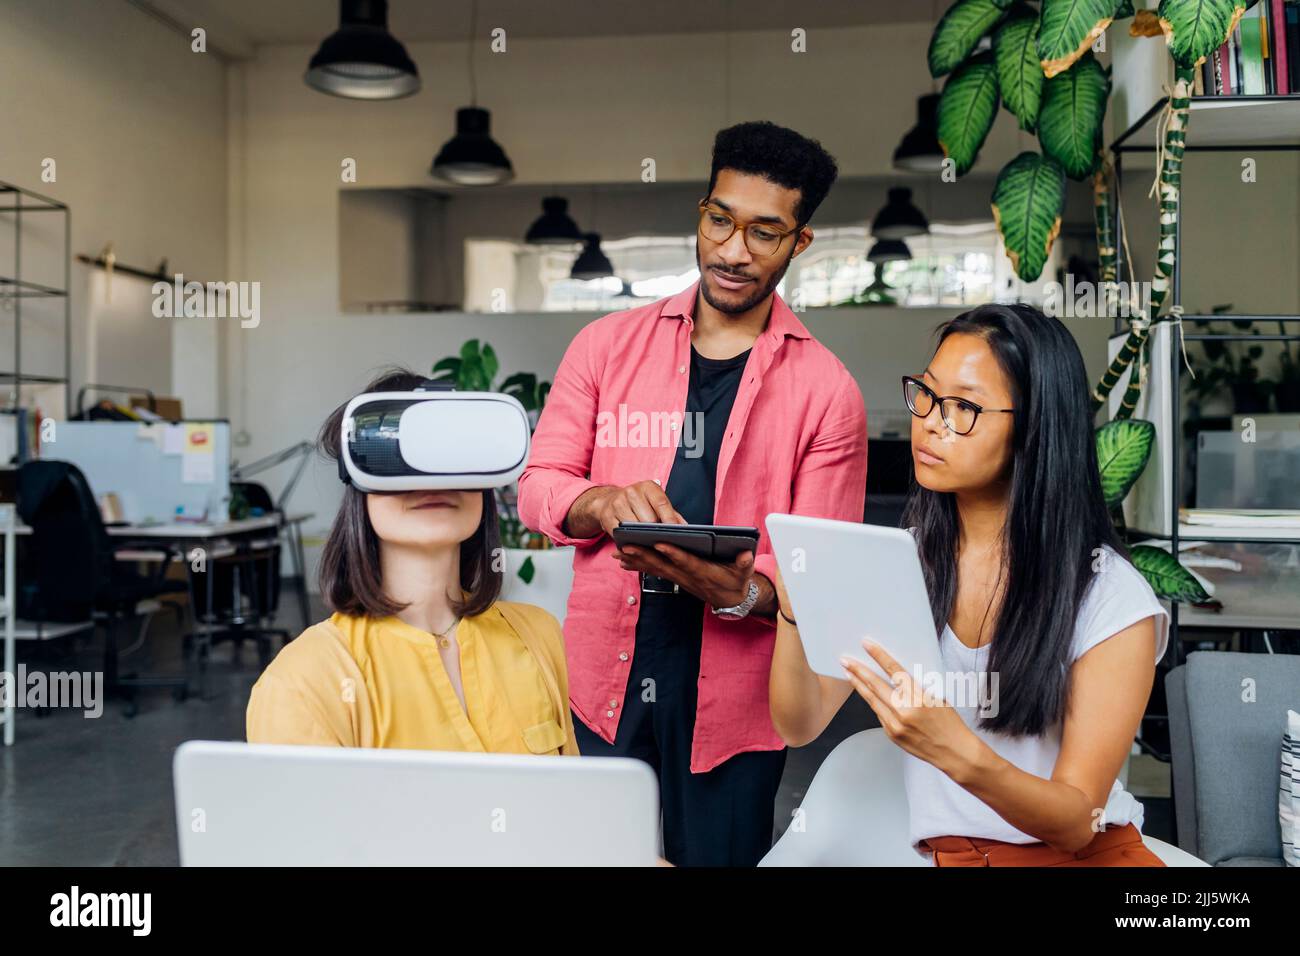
[839,639,986,782]
[772,560,794,622]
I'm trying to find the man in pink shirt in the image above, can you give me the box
[518,122,867,866]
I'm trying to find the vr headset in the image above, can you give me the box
[337,382,531,492]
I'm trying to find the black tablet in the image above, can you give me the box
[611,522,760,562]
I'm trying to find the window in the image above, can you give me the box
[463,221,1058,313]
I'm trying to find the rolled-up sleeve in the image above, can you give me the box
[517,322,605,548]
[754,373,868,619]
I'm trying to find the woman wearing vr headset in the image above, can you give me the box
[247,369,579,757]
[768,304,1167,866]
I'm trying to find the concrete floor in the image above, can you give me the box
[0,591,1172,865]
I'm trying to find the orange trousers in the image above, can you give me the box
[922,823,1166,867]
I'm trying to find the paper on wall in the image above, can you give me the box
[181,422,216,484]
[182,450,216,484]
[184,423,214,454]
[162,424,185,455]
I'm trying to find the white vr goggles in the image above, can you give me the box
[338,384,531,492]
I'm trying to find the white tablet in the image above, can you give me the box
[766,514,944,686]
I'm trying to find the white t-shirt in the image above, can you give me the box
[902,545,1169,852]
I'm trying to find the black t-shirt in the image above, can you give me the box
[663,345,751,526]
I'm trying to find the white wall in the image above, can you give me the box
[222,23,1115,586]
[0,0,227,417]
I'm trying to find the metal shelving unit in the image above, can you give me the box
[1111,97,1300,663]
[0,181,72,420]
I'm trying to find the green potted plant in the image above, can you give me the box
[925,0,1246,607]
[429,339,574,621]
[1274,322,1300,413]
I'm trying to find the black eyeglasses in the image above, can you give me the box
[901,376,1014,436]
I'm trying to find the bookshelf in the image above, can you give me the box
[1111,97,1300,654]
[0,182,72,425]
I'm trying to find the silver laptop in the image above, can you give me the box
[174,740,659,866]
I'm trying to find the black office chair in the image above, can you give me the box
[184,480,290,671]
[17,460,190,714]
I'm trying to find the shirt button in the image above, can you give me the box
[670,421,678,431]
[619,652,629,661]
[609,699,618,708]
[606,710,615,718]
[678,365,686,374]
[626,595,636,605]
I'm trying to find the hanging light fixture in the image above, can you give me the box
[570,233,614,280]
[893,94,945,172]
[871,187,929,240]
[431,0,514,185]
[525,197,583,244]
[304,0,420,100]
[867,238,912,263]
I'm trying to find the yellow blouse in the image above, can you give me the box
[246,601,579,756]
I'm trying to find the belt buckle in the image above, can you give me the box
[640,572,679,595]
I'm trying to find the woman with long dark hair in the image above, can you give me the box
[768,304,1167,866]
[246,368,578,756]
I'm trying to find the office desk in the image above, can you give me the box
[1,505,17,745]
[1,513,313,732]
[107,514,312,620]
[108,514,314,697]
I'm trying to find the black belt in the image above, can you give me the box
[640,572,682,595]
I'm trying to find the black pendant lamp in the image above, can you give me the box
[431,0,513,185]
[431,106,514,185]
[305,0,420,100]
[570,234,614,280]
[867,238,912,263]
[871,187,929,240]
[525,197,583,244]
[893,94,945,173]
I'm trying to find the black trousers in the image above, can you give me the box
[572,590,787,867]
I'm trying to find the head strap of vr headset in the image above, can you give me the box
[337,378,454,487]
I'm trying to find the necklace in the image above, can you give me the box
[432,617,459,649]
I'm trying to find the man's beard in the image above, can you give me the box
[696,242,795,315]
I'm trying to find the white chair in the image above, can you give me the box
[760,728,1208,867]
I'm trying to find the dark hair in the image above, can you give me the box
[706,121,839,227]
[316,367,502,620]
[901,304,1123,737]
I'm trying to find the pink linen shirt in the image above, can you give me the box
[517,281,867,772]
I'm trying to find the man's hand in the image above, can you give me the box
[615,543,775,616]
[564,480,685,539]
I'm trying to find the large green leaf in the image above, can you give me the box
[1130,545,1212,604]
[1115,0,1136,16]
[1095,418,1155,507]
[994,4,1043,131]
[938,53,1000,175]
[991,151,1066,281]
[1037,53,1110,179]
[1038,0,1121,77]
[929,0,1008,77]
[1157,0,1249,69]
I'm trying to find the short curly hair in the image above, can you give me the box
[706,121,839,227]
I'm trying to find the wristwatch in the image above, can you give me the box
[711,580,761,621]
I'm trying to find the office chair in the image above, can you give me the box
[16,460,190,715]
[184,480,290,673]
[1167,651,1300,866]
[759,728,1207,867]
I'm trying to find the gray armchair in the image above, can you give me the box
[1166,650,1300,866]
